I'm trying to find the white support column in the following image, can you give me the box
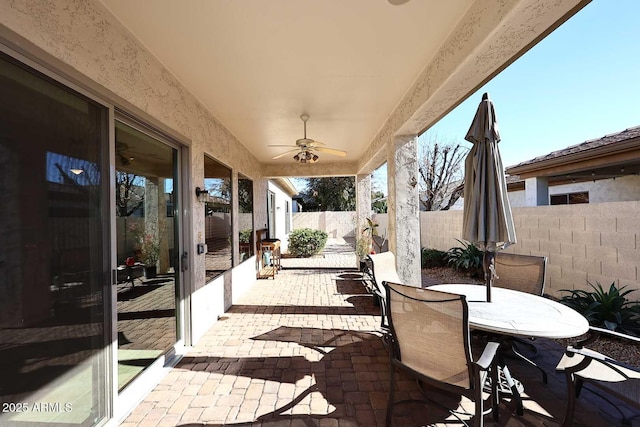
[388,135,421,286]
[525,177,549,206]
[356,173,372,252]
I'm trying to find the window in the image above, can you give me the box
[204,156,232,280]
[550,191,589,205]
[237,174,254,264]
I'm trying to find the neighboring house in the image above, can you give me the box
[506,126,640,206]
[450,126,640,209]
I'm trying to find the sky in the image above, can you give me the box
[298,0,640,194]
[421,0,640,169]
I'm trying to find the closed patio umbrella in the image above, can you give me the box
[462,93,516,302]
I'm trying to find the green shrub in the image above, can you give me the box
[445,239,483,272]
[239,229,252,243]
[421,248,447,268]
[288,228,328,258]
[559,281,640,337]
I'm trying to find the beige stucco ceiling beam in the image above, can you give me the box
[262,161,359,179]
[358,0,589,175]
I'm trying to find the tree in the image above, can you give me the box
[299,177,355,211]
[116,171,144,217]
[371,190,387,213]
[418,134,466,211]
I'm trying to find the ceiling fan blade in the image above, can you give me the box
[268,144,298,148]
[314,147,347,157]
[272,149,300,160]
[307,140,326,146]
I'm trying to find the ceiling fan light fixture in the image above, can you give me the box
[270,114,346,162]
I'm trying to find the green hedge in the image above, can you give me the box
[421,248,447,268]
[288,228,328,257]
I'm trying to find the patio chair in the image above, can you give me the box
[493,252,547,296]
[384,282,500,427]
[555,327,640,426]
[492,252,548,383]
[367,251,402,329]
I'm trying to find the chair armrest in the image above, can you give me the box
[475,341,500,370]
[558,346,639,381]
[565,346,612,363]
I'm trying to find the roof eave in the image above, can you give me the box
[506,137,640,178]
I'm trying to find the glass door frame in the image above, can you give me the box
[0,38,193,426]
[0,41,116,426]
[112,112,192,417]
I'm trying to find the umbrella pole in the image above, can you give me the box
[483,251,495,302]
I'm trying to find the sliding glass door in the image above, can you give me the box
[114,120,182,391]
[0,52,109,426]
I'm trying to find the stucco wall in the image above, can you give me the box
[0,0,264,341]
[420,201,640,298]
[267,181,294,252]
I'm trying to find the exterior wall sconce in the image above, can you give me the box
[195,186,210,203]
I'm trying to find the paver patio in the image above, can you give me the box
[120,243,637,426]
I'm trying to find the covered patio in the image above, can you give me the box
[119,263,628,426]
[2,1,618,426]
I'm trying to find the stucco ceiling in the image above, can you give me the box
[97,0,587,170]
[98,0,475,166]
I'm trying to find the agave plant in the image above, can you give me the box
[559,281,640,337]
[445,239,483,273]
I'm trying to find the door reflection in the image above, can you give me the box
[115,121,178,391]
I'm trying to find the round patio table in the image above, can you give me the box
[428,284,589,339]
[428,284,589,416]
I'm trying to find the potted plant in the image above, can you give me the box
[355,235,372,271]
[362,217,387,254]
[130,223,161,279]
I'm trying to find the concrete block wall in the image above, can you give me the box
[420,201,640,298]
[292,211,390,240]
[292,211,357,238]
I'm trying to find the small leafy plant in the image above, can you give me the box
[239,229,252,244]
[288,228,328,258]
[559,281,640,337]
[445,239,483,273]
[129,222,161,266]
[362,217,387,254]
[421,248,447,268]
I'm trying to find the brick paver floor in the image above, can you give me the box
[120,253,638,426]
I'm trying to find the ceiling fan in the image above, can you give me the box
[269,114,347,163]
[116,141,134,166]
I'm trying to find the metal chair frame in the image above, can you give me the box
[367,251,402,330]
[492,252,548,383]
[384,282,500,427]
[556,326,640,426]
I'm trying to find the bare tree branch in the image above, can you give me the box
[418,134,466,211]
